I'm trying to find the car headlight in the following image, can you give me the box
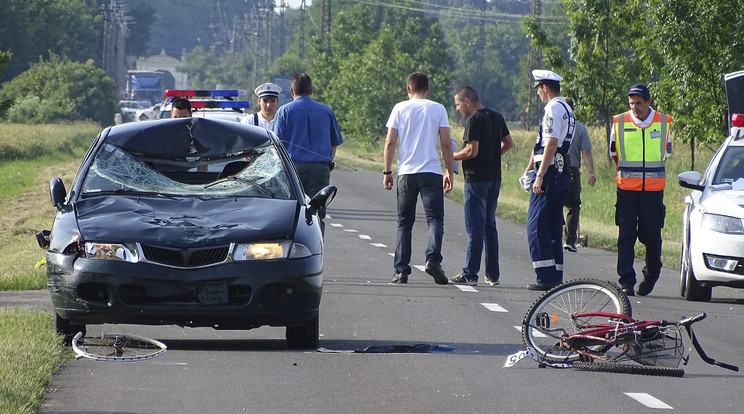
[702,213,744,234]
[233,241,313,260]
[85,243,139,263]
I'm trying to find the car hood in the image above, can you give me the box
[75,196,299,246]
[701,188,744,219]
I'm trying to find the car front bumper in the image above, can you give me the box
[47,252,323,329]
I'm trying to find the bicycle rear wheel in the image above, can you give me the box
[72,332,167,362]
[522,279,632,363]
[572,361,684,377]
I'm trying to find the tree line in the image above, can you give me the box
[1,0,743,157]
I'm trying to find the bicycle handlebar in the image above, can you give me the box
[678,313,706,326]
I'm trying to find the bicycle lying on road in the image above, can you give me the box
[506,279,738,377]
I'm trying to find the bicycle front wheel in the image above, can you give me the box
[522,279,632,363]
[572,361,685,377]
[72,332,167,362]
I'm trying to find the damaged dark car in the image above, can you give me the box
[45,117,336,349]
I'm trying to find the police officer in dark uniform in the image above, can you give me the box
[524,70,575,291]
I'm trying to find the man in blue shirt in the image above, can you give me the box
[272,73,343,234]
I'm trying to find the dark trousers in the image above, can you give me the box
[394,173,444,274]
[527,166,570,285]
[615,188,665,288]
[564,166,582,246]
[294,161,332,235]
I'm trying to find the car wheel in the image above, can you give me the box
[139,114,148,121]
[681,252,712,302]
[286,314,319,350]
[55,313,86,346]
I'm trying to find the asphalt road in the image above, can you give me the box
[7,166,743,413]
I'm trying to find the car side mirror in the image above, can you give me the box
[306,185,337,221]
[50,177,67,208]
[678,171,704,191]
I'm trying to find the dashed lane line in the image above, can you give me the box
[481,303,508,312]
[625,393,673,409]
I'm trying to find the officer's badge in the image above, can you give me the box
[545,116,554,134]
[555,153,565,173]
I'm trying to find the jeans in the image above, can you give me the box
[463,180,501,280]
[394,173,444,274]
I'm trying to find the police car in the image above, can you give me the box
[158,90,251,122]
[678,71,744,301]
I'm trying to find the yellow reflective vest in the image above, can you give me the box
[612,110,672,191]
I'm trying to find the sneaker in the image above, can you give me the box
[449,273,477,286]
[391,272,409,284]
[484,276,500,286]
[563,243,577,253]
[425,261,448,285]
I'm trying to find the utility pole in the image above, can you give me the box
[102,0,128,98]
[319,0,331,54]
[523,0,542,130]
[299,0,306,59]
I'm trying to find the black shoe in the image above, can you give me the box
[622,286,635,297]
[526,282,560,291]
[391,272,409,284]
[636,280,656,296]
[425,261,448,285]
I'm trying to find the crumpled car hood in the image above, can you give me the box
[75,196,298,246]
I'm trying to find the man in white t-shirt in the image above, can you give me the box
[242,82,282,129]
[382,72,455,285]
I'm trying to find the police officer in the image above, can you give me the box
[524,69,575,291]
[242,82,282,129]
[610,84,672,297]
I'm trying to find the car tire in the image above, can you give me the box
[55,313,86,346]
[286,314,319,350]
[681,251,712,302]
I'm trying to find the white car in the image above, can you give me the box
[134,104,161,121]
[118,100,152,123]
[678,111,744,301]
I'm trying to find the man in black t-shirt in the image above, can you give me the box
[448,87,514,286]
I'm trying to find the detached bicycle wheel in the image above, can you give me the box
[522,279,631,363]
[572,361,685,377]
[72,332,167,362]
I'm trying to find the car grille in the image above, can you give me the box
[141,244,230,268]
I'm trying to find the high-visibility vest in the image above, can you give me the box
[613,110,671,191]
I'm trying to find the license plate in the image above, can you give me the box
[197,282,228,304]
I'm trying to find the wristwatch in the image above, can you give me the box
[536,172,543,178]
[383,170,392,175]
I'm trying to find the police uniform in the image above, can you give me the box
[527,70,575,288]
[242,82,282,129]
[609,84,672,296]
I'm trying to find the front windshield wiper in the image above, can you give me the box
[204,175,274,197]
[81,189,169,198]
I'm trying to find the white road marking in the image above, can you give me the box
[481,303,508,312]
[455,285,477,292]
[388,252,395,257]
[359,234,371,240]
[370,243,387,248]
[625,393,673,409]
[344,229,358,233]
[413,265,425,272]
[515,325,545,337]
[330,223,343,227]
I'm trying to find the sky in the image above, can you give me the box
[277,0,309,9]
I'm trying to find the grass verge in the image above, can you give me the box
[0,309,68,414]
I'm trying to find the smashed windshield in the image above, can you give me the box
[81,143,294,199]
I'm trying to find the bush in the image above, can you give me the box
[0,54,118,126]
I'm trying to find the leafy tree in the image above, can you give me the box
[179,46,253,90]
[313,4,452,146]
[0,55,118,126]
[0,0,101,83]
[125,1,157,58]
[643,0,744,168]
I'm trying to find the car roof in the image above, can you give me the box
[103,118,272,157]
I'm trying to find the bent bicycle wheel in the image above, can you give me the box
[522,279,631,363]
[572,361,685,377]
[72,332,167,362]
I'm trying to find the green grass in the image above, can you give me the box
[0,309,68,414]
[337,124,717,272]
